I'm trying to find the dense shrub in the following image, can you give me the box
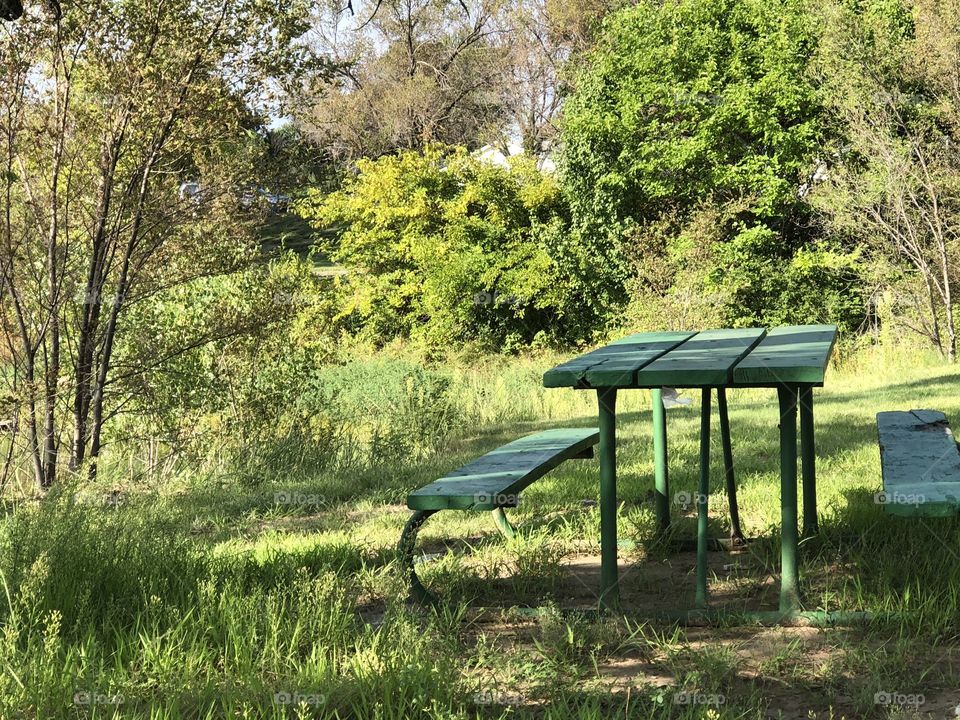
[296,146,601,350]
[560,0,866,331]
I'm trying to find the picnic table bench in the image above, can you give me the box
[398,324,839,622]
[877,410,960,516]
[398,428,599,604]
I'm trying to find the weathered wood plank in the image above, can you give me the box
[630,328,767,387]
[407,428,599,511]
[911,409,945,425]
[542,331,695,388]
[732,325,837,386]
[877,409,960,517]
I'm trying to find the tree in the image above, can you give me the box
[300,0,507,161]
[496,0,564,156]
[0,0,317,487]
[491,0,616,156]
[813,0,960,360]
[1,0,60,22]
[559,0,863,331]
[299,0,618,162]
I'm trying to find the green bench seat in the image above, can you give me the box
[398,428,599,604]
[876,410,960,517]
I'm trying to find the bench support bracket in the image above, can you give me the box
[398,509,439,606]
[491,507,516,539]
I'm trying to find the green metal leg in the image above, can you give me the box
[398,509,439,606]
[696,388,711,610]
[491,507,516,539]
[597,387,620,611]
[651,388,670,533]
[799,386,818,537]
[717,388,744,544]
[778,386,801,612]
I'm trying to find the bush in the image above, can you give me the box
[560,0,866,332]
[297,146,600,350]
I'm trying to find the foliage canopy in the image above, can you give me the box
[560,0,864,331]
[297,147,596,350]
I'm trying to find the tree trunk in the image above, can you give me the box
[41,226,60,489]
[923,272,944,356]
[24,355,44,488]
[937,238,956,363]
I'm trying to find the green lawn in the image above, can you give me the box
[258,211,340,271]
[2,346,960,718]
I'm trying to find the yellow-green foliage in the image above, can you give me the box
[296,146,599,351]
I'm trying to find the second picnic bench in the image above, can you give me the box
[397,427,599,604]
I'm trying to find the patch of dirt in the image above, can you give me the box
[555,547,781,612]
[395,532,960,719]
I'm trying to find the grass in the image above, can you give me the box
[258,211,339,270]
[2,345,960,717]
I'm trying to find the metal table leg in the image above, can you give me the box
[799,386,818,536]
[696,388,711,609]
[651,388,670,533]
[777,386,801,612]
[598,387,620,610]
[717,388,744,543]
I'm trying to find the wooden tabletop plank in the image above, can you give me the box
[732,324,838,386]
[631,328,768,387]
[543,331,695,388]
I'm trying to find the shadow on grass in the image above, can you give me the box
[135,370,960,623]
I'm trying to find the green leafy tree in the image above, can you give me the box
[0,0,318,487]
[560,0,864,330]
[297,146,591,350]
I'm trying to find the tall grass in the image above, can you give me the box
[0,345,958,717]
[0,494,472,718]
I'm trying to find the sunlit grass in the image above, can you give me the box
[0,345,959,717]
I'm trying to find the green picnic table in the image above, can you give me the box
[543,325,838,617]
